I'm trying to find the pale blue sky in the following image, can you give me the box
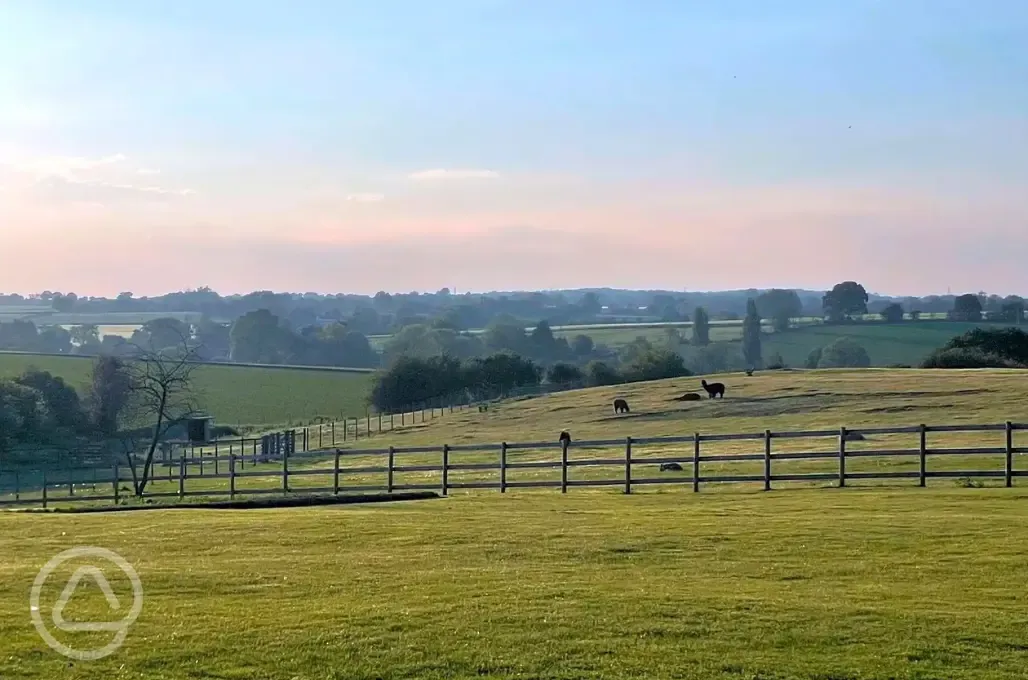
[2,1,1026,296]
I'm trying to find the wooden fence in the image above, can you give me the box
[3,420,1028,509]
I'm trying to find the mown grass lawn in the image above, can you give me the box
[4,489,1028,679]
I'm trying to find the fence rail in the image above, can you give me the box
[3,421,1028,509]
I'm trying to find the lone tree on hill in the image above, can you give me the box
[741,299,763,369]
[822,281,869,323]
[691,306,711,346]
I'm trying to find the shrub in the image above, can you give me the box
[938,327,1028,365]
[546,362,584,387]
[920,348,1024,369]
[817,338,871,368]
[621,348,692,383]
[584,361,622,387]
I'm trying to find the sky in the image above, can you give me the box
[1,0,1026,298]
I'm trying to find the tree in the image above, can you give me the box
[131,317,192,351]
[571,334,595,357]
[230,309,291,363]
[822,281,869,322]
[368,355,464,412]
[880,303,905,323]
[194,317,230,360]
[817,338,871,368]
[36,325,73,353]
[483,315,529,354]
[87,355,134,436]
[579,292,602,315]
[621,348,691,383]
[936,327,1028,365]
[951,294,983,322]
[1001,298,1025,324]
[584,361,622,386]
[122,339,202,497]
[546,362,583,387]
[14,369,85,432]
[691,307,710,346]
[70,324,101,351]
[756,289,802,333]
[741,299,762,369]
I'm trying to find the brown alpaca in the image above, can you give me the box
[613,398,630,414]
[701,379,725,399]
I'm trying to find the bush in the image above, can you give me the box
[920,348,1025,369]
[546,362,584,387]
[817,338,871,368]
[584,361,622,387]
[621,348,692,383]
[938,327,1028,365]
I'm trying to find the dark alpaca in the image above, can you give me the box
[559,431,572,445]
[701,379,725,399]
[672,392,702,402]
[613,398,630,414]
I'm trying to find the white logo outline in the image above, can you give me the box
[30,546,143,661]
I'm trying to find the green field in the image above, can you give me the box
[0,353,373,429]
[756,321,1013,367]
[4,369,1028,678]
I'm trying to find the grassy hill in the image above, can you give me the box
[5,369,1028,678]
[0,353,373,428]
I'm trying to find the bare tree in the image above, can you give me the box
[120,334,203,497]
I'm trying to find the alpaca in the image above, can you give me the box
[671,392,702,402]
[613,398,630,414]
[701,379,725,399]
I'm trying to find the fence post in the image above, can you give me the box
[319,425,324,450]
[215,442,220,477]
[353,418,359,440]
[441,444,450,496]
[366,412,371,434]
[331,421,336,446]
[14,471,20,501]
[838,426,847,488]
[179,453,186,499]
[693,433,700,493]
[229,455,236,500]
[378,413,383,432]
[925,421,933,485]
[1005,421,1014,488]
[390,413,395,430]
[500,442,508,493]
[333,450,341,495]
[199,448,204,476]
[282,448,289,493]
[387,446,395,493]
[624,437,633,495]
[113,461,120,504]
[561,438,569,493]
[41,470,47,509]
[764,429,772,491]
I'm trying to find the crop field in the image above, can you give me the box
[756,321,1016,367]
[4,369,1028,678]
[0,353,374,428]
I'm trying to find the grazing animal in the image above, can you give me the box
[659,462,684,472]
[559,431,572,445]
[613,398,630,414]
[672,392,702,402]
[701,379,725,399]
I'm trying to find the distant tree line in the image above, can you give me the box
[368,347,692,412]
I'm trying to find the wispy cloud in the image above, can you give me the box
[345,193,385,202]
[6,153,194,200]
[408,168,500,181]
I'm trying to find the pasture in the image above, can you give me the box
[5,369,1028,677]
[756,321,1016,367]
[0,353,374,429]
